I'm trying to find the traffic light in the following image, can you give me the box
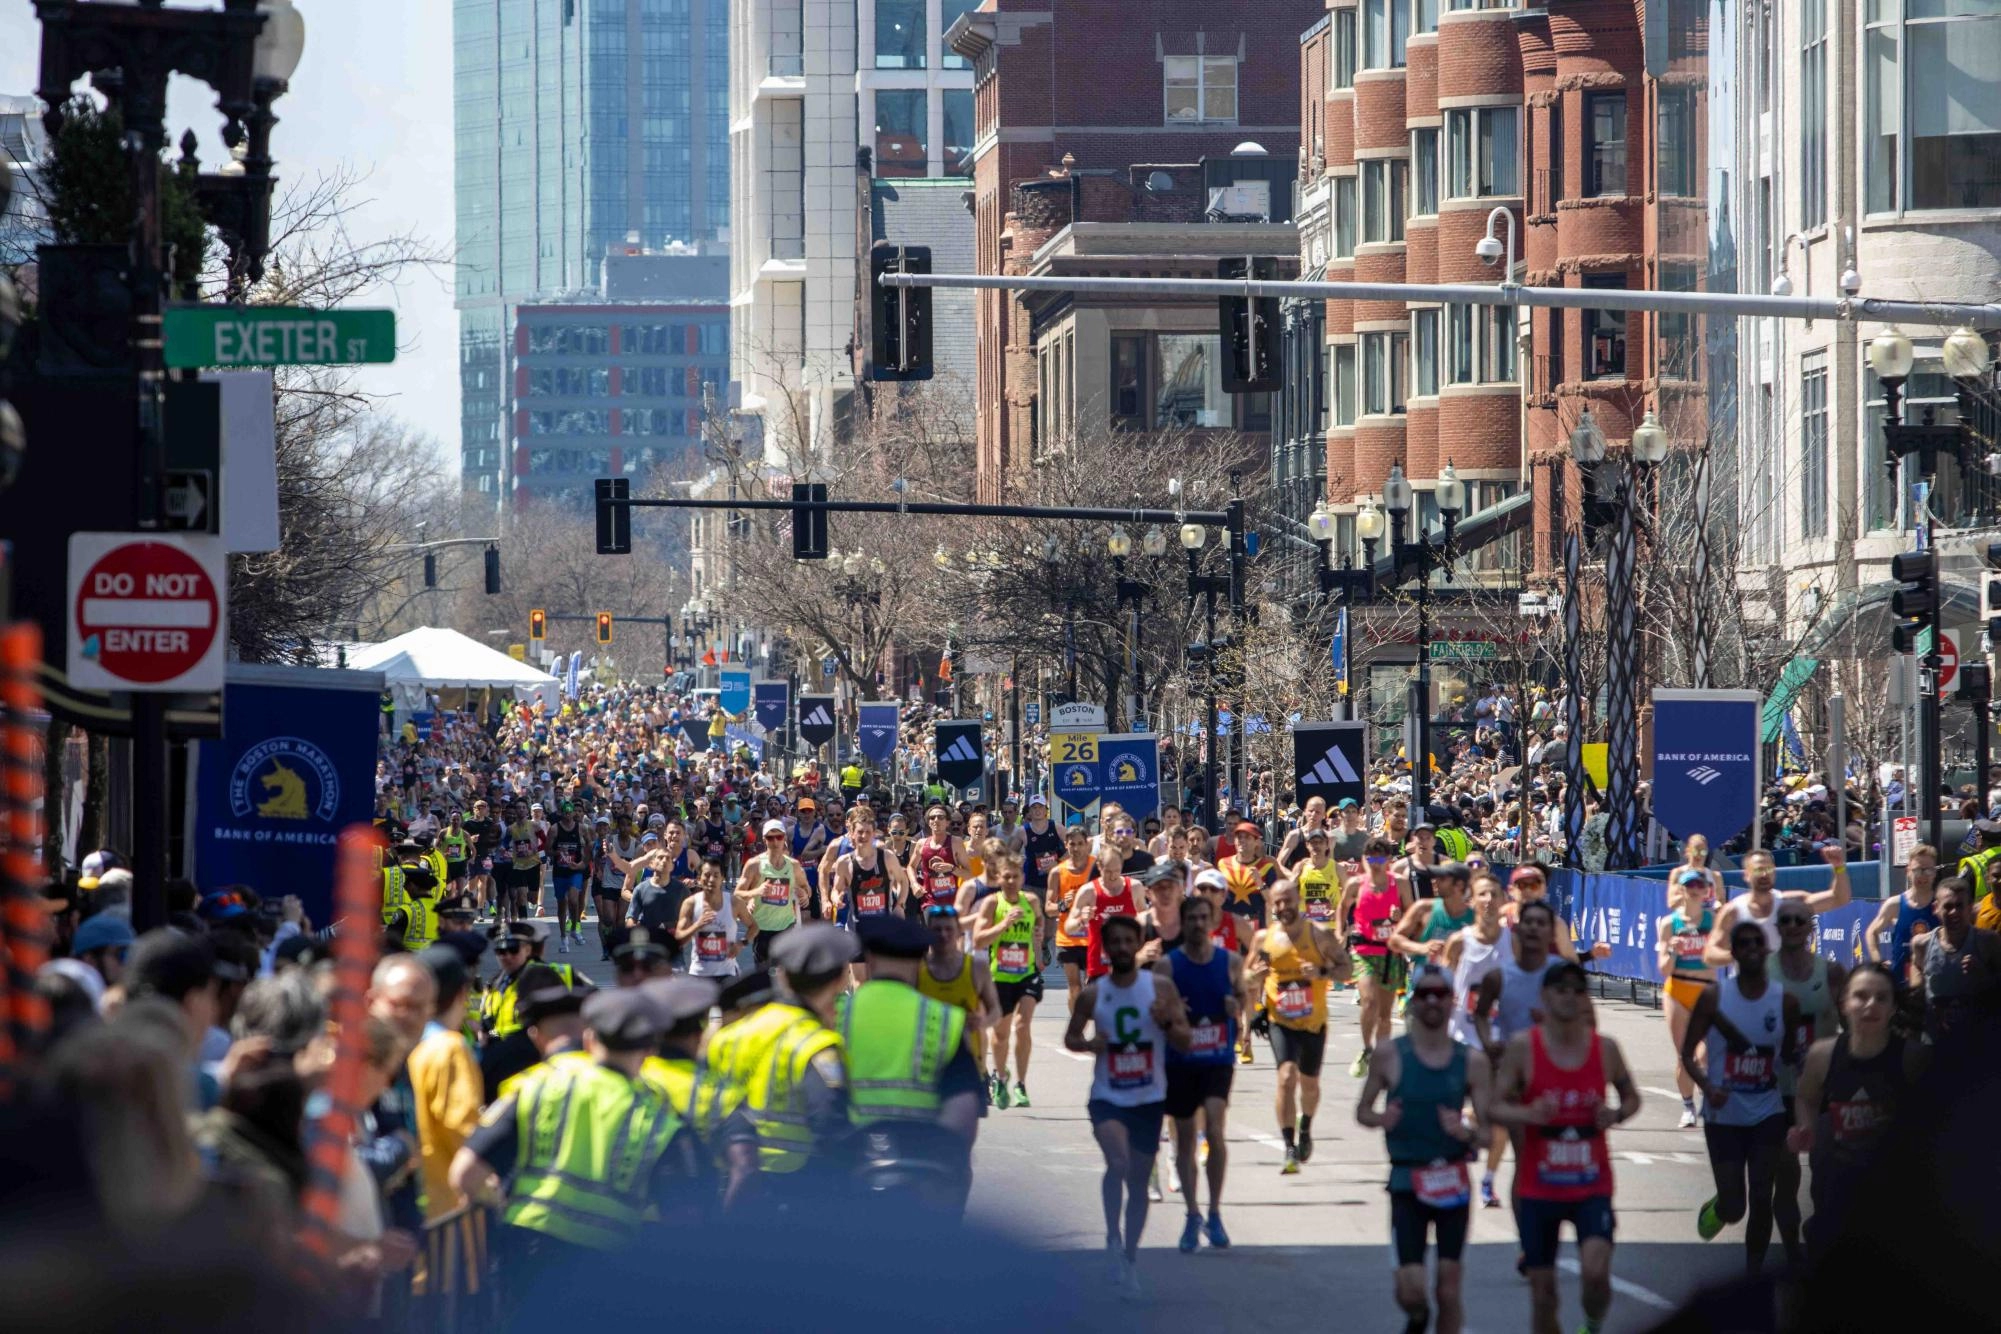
[595,612,614,645]
[596,476,632,555]
[1986,542,2001,648]
[1890,549,1937,654]
[1218,257,1281,393]
[529,608,548,642]
[483,544,501,595]
[869,242,933,381]
[791,481,829,560]
[422,552,437,588]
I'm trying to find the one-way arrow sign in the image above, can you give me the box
[165,469,215,533]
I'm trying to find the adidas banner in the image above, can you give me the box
[935,720,986,789]
[797,694,837,749]
[1293,721,1368,809]
[857,702,900,767]
[680,713,709,746]
[753,681,789,733]
[1650,689,1762,848]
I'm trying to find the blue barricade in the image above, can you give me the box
[1625,858,1885,900]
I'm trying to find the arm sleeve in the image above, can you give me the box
[798,1053,852,1144]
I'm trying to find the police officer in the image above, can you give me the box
[481,965,590,1102]
[1958,819,2001,902]
[706,923,854,1198]
[841,759,867,800]
[639,974,760,1209]
[384,840,440,951]
[480,922,542,1041]
[450,989,703,1291]
[510,919,579,988]
[610,926,675,985]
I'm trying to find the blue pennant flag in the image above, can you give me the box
[858,702,900,767]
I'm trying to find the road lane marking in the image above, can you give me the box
[1558,1258,1676,1311]
[1643,1086,1686,1101]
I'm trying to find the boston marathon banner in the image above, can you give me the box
[753,681,789,733]
[194,668,383,926]
[1651,689,1761,848]
[857,701,900,767]
[797,693,837,750]
[1098,733,1161,820]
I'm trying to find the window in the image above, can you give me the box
[1319,344,1335,429]
[1584,275,1627,380]
[1445,106,1519,197]
[1801,352,1829,540]
[1112,335,1146,428]
[1463,480,1520,574]
[1333,176,1358,257]
[942,0,978,69]
[1444,304,1514,384]
[1362,331,1409,414]
[943,90,975,175]
[1484,305,1517,382]
[1331,9,1358,90]
[1155,334,1230,427]
[1362,159,1409,242]
[1585,92,1626,196]
[1801,0,1828,226]
[1364,0,1409,70]
[874,90,927,178]
[1414,0,1438,33]
[1657,263,1698,378]
[527,367,611,397]
[525,325,610,355]
[1332,343,1359,426]
[1657,86,1695,198]
[1867,2,2001,212]
[1412,308,1440,396]
[875,0,924,68]
[1412,128,1439,214]
[1166,55,1239,124]
[1448,304,1476,384]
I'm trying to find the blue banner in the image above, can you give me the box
[1098,733,1160,820]
[194,676,381,926]
[753,681,789,733]
[680,712,709,746]
[1331,605,1349,696]
[1562,871,1881,983]
[1650,689,1762,848]
[857,701,900,767]
[719,668,751,716]
[1055,757,1102,811]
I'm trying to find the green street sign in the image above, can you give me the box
[163,306,396,368]
[1429,640,1500,661]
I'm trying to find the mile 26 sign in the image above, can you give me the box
[67,533,228,692]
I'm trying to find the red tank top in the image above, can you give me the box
[1518,1028,1614,1202]
[917,837,958,907]
[1353,878,1401,956]
[1211,910,1241,955]
[1086,876,1139,979]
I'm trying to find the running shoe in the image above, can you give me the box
[557,936,570,954]
[1104,1238,1126,1286]
[1238,1045,1254,1065]
[1179,1214,1202,1254]
[1119,1257,1144,1302]
[1480,1174,1500,1209]
[1013,1082,1030,1108]
[1281,1148,1301,1176]
[1349,1047,1371,1078]
[1296,1121,1314,1164]
[1678,1104,1698,1129]
[1203,1212,1231,1250]
[1697,1197,1724,1240]
[1147,1163,1165,1201]
[993,1077,1011,1110]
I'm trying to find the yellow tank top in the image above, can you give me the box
[916,954,984,1060]
[1298,862,1342,926]
[1263,922,1329,1032]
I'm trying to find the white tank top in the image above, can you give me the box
[1089,969,1169,1107]
[687,892,740,977]
[1728,891,1781,954]
[1450,925,1511,1046]
[1494,947,1559,1047]
[1705,974,1784,1126]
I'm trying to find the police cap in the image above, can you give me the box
[855,914,931,959]
[639,975,720,1027]
[718,968,775,1012]
[505,920,550,946]
[582,987,662,1050]
[611,925,672,962]
[769,922,858,975]
[518,963,591,1023]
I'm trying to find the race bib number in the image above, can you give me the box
[1412,1160,1470,1209]
[1305,897,1333,923]
[1371,917,1394,942]
[1673,932,1706,960]
[696,932,730,960]
[1275,980,1315,1022]
[1107,1043,1156,1091]
[1187,1019,1228,1057]
[1722,1048,1774,1091]
[856,889,887,916]
[996,942,1032,975]
[1535,1131,1601,1189]
[762,879,793,907]
[1035,853,1057,875]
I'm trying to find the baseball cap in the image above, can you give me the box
[761,819,787,837]
[1192,868,1229,894]
[1335,798,1360,810]
[1233,820,1260,836]
[1674,868,1708,886]
[73,913,136,956]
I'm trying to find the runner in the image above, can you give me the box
[1387,860,1474,967]
[1248,879,1354,1174]
[831,813,911,984]
[1156,892,1242,1252]
[1705,845,1853,964]
[735,819,810,967]
[1666,832,1726,909]
[1065,912,1195,1301]
[790,797,831,919]
[1274,794,1329,874]
[463,798,500,917]
[1135,861,1186,966]
[1472,898,1563,1212]
[1219,823,1277,1065]
[1862,841,1938,987]
[1021,795,1066,954]
[1657,868,1717,1127]
[1680,918,1801,1270]
[1048,826,1097,1009]
[591,815,631,961]
[915,804,973,916]
[1443,872,1508,1052]
[548,804,589,953]
[1345,837,1414,1078]
[918,903,1001,1090]
[1065,839,1141,982]
[1356,963,1491,1334]
[503,801,542,921]
[970,850,1041,1108]
[439,810,472,898]
[1294,827,1346,930]
[1771,897,1841,1265]
[676,856,746,979]
[1489,959,1641,1334]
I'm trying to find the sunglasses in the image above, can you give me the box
[1413,988,1452,1002]
[926,907,960,920]
[1777,916,1812,927]
[764,833,787,841]
[1364,855,1388,865]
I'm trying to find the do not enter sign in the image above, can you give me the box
[67,533,228,692]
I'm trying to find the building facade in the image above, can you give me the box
[0,95,48,266]
[951,0,1321,502]
[455,0,729,507]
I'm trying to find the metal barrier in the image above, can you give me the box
[406,1204,496,1334]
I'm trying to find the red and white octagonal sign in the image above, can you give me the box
[67,533,228,692]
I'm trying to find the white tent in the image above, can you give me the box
[347,627,559,709]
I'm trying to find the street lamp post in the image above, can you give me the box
[1605,410,1668,869]
[1184,518,1225,823]
[1310,499,1381,719]
[1381,464,1462,819]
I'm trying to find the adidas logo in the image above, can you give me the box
[941,735,981,764]
[1687,765,1722,786]
[802,706,832,727]
[1306,745,1360,786]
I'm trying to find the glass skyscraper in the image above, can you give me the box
[455,0,728,505]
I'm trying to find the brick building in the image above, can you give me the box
[950,0,1322,501]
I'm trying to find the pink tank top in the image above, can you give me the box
[1353,878,1401,956]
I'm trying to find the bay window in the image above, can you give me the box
[1445,105,1520,198]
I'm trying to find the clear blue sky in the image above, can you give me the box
[0,2,461,467]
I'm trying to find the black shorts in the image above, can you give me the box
[1057,945,1089,971]
[1703,1113,1787,1167]
[446,860,467,881]
[1514,1195,1616,1269]
[995,974,1044,1015]
[1390,1189,1471,1266]
[1088,1098,1166,1153]
[1164,1062,1234,1119]
[752,926,788,966]
[1268,1024,1328,1078]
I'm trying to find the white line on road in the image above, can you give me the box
[1642,1086,1686,1101]
[1558,1258,1676,1311]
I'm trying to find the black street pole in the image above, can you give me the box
[1413,576,1430,818]
[1923,495,1944,850]
[1204,589,1220,827]
[1226,480,1247,818]
[1010,656,1022,802]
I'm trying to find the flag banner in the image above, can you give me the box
[1099,733,1161,820]
[935,719,985,789]
[719,667,751,715]
[753,681,789,733]
[1331,605,1349,695]
[1050,731,1102,825]
[1292,721,1368,809]
[858,701,900,767]
[680,714,708,745]
[1651,689,1762,848]
[797,694,837,749]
